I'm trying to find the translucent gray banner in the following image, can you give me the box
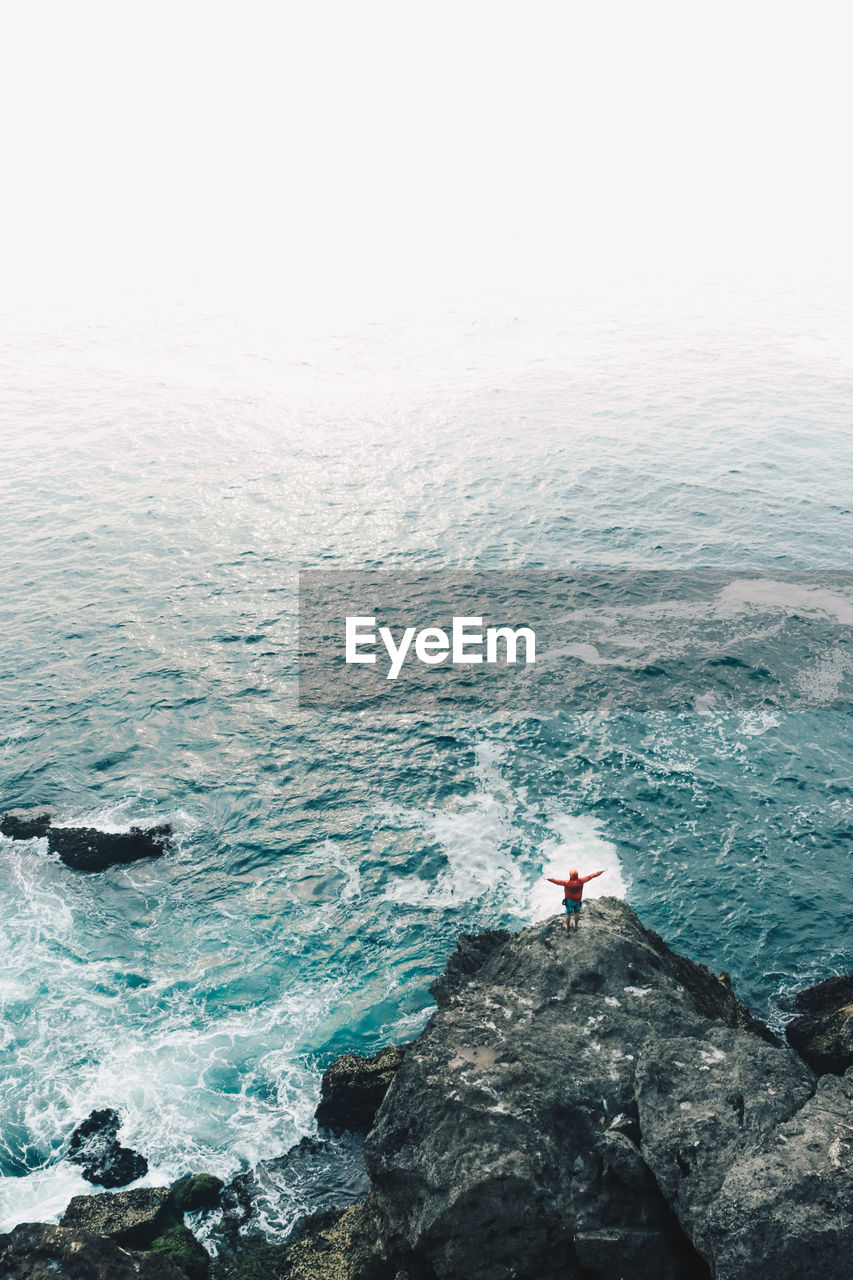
[298,571,853,715]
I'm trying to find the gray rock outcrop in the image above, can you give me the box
[0,1222,187,1279]
[60,1188,180,1250]
[635,1026,815,1265]
[360,898,847,1280]
[705,1069,853,1280]
[316,1046,406,1135]
[785,971,853,1076]
[59,1188,209,1279]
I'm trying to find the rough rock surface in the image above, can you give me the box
[0,1222,187,1279]
[635,1025,814,1259]
[705,1069,853,1280]
[785,971,853,1076]
[209,1206,377,1280]
[316,1047,407,1135]
[0,809,52,840]
[60,1188,180,1250]
[67,1108,148,1188]
[47,824,172,872]
[0,809,172,872]
[428,930,511,1007]
[277,1206,376,1280]
[361,898,838,1280]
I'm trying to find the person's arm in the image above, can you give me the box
[581,870,605,883]
[548,877,570,886]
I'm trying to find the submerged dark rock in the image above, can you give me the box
[785,970,853,1076]
[0,1222,188,1279]
[68,1108,148,1188]
[47,823,172,872]
[0,808,172,871]
[216,1133,370,1247]
[218,1170,255,1239]
[316,1046,406,1136]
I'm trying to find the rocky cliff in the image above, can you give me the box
[2,898,850,1280]
[354,897,850,1280]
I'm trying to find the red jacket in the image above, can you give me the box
[548,871,603,901]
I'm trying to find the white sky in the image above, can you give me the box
[1,1,851,327]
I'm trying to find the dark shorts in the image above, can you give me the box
[563,898,582,914]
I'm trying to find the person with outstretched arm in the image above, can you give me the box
[547,868,605,930]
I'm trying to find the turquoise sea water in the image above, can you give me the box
[1,293,851,1232]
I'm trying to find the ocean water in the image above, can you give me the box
[0,290,851,1233]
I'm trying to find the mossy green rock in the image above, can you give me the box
[150,1222,211,1280]
[172,1172,225,1212]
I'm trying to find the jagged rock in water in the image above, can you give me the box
[1,808,172,871]
[785,971,853,1076]
[47,823,172,872]
[0,808,52,840]
[361,898,841,1280]
[11,902,851,1280]
[0,1222,188,1279]
[316,1047,407,1136]
[68,1108,148,1188]
[60,1187,181,1250]
[218,1169,255,1239]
